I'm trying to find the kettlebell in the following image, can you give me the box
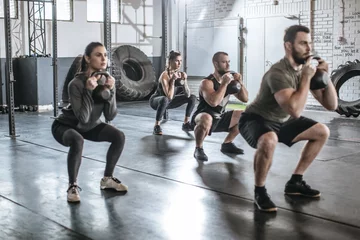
[309,57,329,90]
[225,71,241,95]
[174,72,185,87]
[91,71,112,102]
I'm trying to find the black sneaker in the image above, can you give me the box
[153,125,163,135]
[255,191,277,212]
[284,180,321,197]
[194,147,208,161]
[220,142,244,154]
[182,122,193,132]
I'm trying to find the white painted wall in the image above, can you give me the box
[180,0,360,107]
[0,0,162,58]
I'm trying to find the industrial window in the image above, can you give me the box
[33,0,73,21]
[0,0,18,19]
[87,0,120,23]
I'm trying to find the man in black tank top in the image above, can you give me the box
[191,52,249,161]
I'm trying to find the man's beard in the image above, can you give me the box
[292,46,308,65]
[218,70,228,75]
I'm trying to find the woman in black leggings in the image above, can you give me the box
[150,50,197,135]
[52,42,127,203]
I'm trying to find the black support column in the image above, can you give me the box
[3,0,16,137]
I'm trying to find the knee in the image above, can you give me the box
[257,132,278,155]
[113,129,125,144]
[196,114,212,130]
[315,123,330,140]
[64,130,84,147]
[188,94,197,103]
[160,97,170,106]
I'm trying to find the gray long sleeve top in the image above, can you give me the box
[56,73,117,132]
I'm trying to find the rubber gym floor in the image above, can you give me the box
[0,101,359,240]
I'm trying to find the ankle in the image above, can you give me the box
[255,185,266,194]
[289,174,303,183]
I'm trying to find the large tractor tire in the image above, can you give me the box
[111,45,157,101]
[330,59,360,118]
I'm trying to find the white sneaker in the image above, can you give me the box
[67,184,81,202]
[100,176,128,192]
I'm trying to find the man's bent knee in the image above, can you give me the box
[257,132,278,154]
[314,123,330,141]
[195,113,213,130]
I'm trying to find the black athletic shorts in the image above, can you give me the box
[238,112,318,148]
[191,110,234,135]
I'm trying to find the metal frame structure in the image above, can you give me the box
[104,0,111,73]
[3,0,57,137]
[161,0,167,70]
[28,0,46,55]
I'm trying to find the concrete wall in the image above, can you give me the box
[179,0,360,107]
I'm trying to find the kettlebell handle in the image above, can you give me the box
[91,71,110,78]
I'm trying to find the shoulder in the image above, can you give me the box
[200,77,214,89]
[160,70,169,80]
[69,74,86,89]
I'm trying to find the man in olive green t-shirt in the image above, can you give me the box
[239,25,338,212]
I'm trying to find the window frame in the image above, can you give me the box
[0,0,18,19]
[86,0,121,23]
[35,0,74,22]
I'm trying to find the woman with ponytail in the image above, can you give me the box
[52,42,128,203]
[149,50,196,135]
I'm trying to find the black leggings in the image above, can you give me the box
[51,121,125,184]
[150,94,197,121]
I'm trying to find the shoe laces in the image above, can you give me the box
[109,176,121,184]
[300,180,311,189]
[197,147,205,154]
[67,184,82,193]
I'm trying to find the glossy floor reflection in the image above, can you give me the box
[0,102,360,239]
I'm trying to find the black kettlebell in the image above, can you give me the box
[174,72,185,87]
[91,71,111,102]
[225,71,241,95]
[309,57,329,90]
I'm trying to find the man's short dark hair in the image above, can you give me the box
[212,51,228,63]
[284,25,310,43]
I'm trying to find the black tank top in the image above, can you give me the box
[193,74,230,119]
[151,69,183,98]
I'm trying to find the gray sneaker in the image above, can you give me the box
[100,176,128,192]
[67,184,81,202]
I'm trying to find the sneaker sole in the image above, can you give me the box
[100,186,128,192]
[153,132,163,135]
[254,202,277,212]
[220,149,244,155]
[67,198,80,203]
[194,155,208,161]
[285,192,321,198]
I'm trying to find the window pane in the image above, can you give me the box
[0,0,17,18]
[87,0,120,23]
[34,0,72,21]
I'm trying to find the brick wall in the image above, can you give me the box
[185,0,360,107]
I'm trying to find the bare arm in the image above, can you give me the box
[311,83,338,110]
[201,73,232,107]
[274,75,311,119]
[160,71,178,99]
[233,73,249,103]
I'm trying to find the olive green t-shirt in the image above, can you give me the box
[245,57,301,123]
